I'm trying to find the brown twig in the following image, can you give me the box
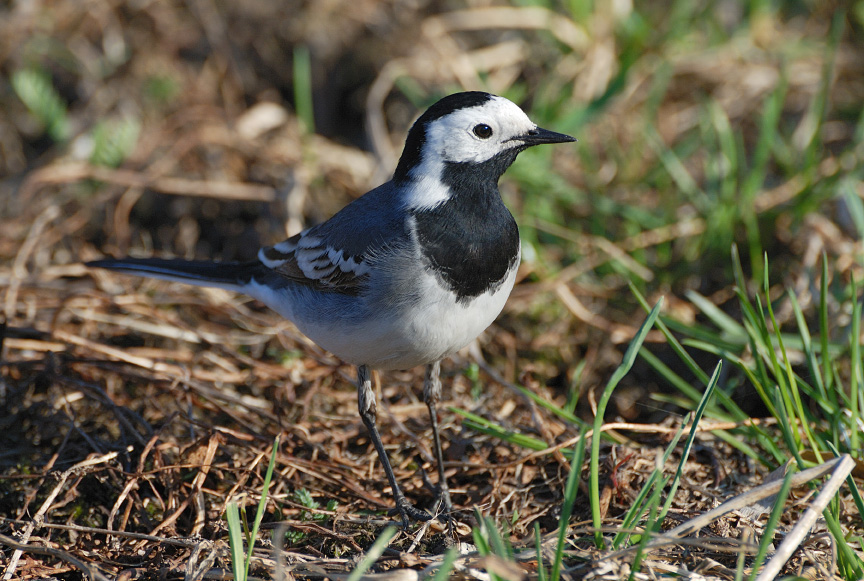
[3,450,125,580]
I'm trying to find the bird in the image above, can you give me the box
[88,91,575,528]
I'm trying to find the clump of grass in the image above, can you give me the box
[460,245,864,578]
[225,436,279,581]
[89,117,140,167]
[283,488,337,545]
[457,299,667,578]
[644,248,864,469]
[640,249,864,578]
[12,67,69,142]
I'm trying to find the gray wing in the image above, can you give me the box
[258,181,409,294]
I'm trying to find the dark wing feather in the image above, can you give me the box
[258,181,409,295]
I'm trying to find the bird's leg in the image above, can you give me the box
[357,364,432,528]
[423,361,453,521]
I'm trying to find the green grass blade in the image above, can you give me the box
[565,359,587,415]
[741,69,786,200]
[849,274,861,454]
[652,339,748,420]
[510,381,581,424]
[90,117,141,168]
[820,254,832,392]
[761,259,819,463]
[226,501,246,581]
[655,362,721,527]
[801,11,843,168]
[630,282,710,386]
[627,493,660,579]
[472,508,492,556]
[590,298,663,548]
[685,290,747,338]
[293,45,315,134]
[748,469,794,581]
[479,513,512,561]
[709,427,770,465]
[827,441,864,528]
[613,419,687,548]
[789,291,829,402]
[823,508,864,578]
[552,427,587,581]
[243,436,280,578]
[638,346,706,407]
[645,125,705,209]
[840,178,864,239]
[452,408,549,451]
[432,547,459,581]
[535,522,547,581]
[346,526,397,581]
[11,67,69,142]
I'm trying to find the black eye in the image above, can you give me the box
[473,123,493,139]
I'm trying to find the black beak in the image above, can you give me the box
[519,127,576,146]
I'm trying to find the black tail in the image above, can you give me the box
[87,257,266,290]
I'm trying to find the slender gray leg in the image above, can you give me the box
[357,364,431,527]
[424,361,453,519]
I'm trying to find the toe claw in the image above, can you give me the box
[390,498,432,528]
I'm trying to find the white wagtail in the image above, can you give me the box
[89,91,575,527]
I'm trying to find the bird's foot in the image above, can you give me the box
[435,489,456,542]
[435,486,453,515]
[390,497,432,529]
[420,467,454,518]
[418,468,456,540]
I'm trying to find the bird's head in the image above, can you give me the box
[394,92,575,188]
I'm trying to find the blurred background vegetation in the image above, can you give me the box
[3,0,863,420]
[2,0,864,576]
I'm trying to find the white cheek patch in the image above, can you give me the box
[423,95,538,165]
[401,95,537,212]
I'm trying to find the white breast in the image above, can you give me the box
[368,258,519,370]
[247,246,520,371]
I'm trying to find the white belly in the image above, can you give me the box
[361,263,519,370]
[249,259,519,370]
